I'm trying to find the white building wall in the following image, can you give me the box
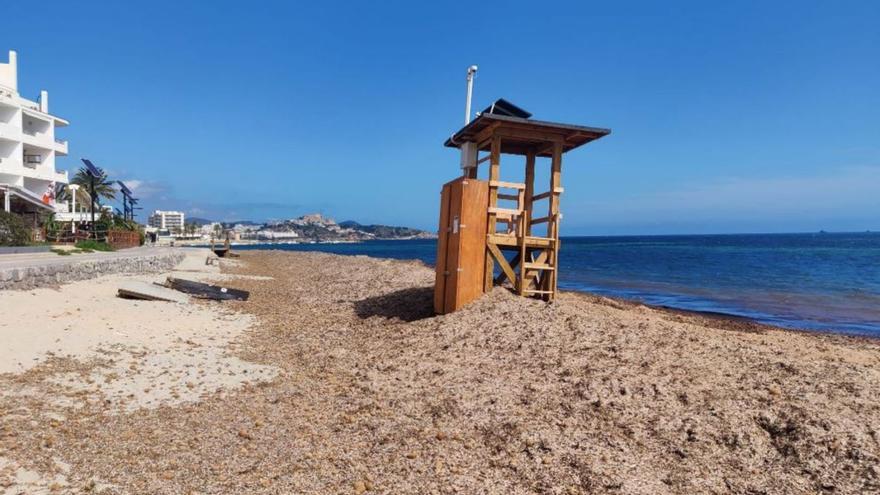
[0,50,16,92]
[0,49,69,211]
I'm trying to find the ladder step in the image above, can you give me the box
[488,207,523,218]
[523,289,554,294]
[525,236,556,244]
[523,263,555,271]
[489,234,557,248]
[531,187,565,202]
[489,180,526,190]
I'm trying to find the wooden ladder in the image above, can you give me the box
[487,180,560,301]
[483,140,564,302]
[517,214,560,300]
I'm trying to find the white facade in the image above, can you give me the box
[257,230,299,240]
[0,50,69,212]
[200,222,222,236]
[148,210,185,231]
[54,204,112,223]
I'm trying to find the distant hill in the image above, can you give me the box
[186,217,214,226]
[183,214,433,241]
[339,220,429,239]
[260,214,434,241]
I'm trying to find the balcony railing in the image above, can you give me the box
[22,129,52,144]
[24,154,42,166]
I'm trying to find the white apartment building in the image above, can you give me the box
[0,50,69,215]
[148,210,185,231]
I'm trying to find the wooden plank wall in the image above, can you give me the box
[433,182,452,314]
[454,179,489,310]
[434,177,489,314]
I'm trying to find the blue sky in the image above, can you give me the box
[3,0,878,234]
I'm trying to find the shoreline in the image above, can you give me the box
[188,240,880,339]
[595,293,880,346]
[202,243,880,341]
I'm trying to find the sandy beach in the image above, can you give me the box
[1,250,879,494]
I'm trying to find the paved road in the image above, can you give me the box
[0,246,183,270]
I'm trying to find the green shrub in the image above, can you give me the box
[0,211,31,246]
[75,240,114,252]
[44,213,62,241]
[94,213,113,241]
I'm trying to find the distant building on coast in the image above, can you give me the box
[0,50,69,221]
[256,230,299,241]
[148,210,185,232]
[200,222,222,237]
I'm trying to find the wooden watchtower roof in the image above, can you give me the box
[444,113,610,157]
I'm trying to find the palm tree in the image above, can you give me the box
[70,167,117,205]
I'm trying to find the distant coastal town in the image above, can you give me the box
[147,211,435,245]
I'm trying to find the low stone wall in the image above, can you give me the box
[0,251,186,290]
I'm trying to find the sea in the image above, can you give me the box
[232,233,880,337]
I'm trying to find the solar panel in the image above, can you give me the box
[481,98,532,119]
[81,158,104,177]
[117,180,133,196]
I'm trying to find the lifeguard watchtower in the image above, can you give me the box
[434,99,609,314]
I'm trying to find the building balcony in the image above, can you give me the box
[23,153,42,168]
[0,156,19,170]
[0,89,16,108]
[20,99,40,112]
[0,120,19,142]
[54,137,68,155]
[21,128,54,148]
[0,155,67,184]
[29,166,67,183]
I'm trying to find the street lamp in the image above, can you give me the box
[68,184,80,234]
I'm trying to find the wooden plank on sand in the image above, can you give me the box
[117,281,190,304]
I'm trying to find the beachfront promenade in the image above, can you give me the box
[0,246,186,289]
[0,246,175,269]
